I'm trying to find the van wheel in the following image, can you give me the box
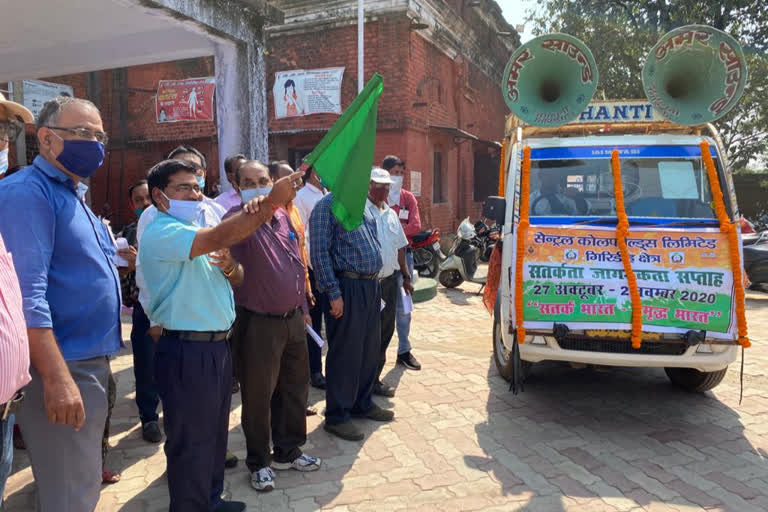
[439,269,463,288]
[664,367,727,392]
[493,298,532,382]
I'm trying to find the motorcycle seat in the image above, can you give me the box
[412,230,433,243]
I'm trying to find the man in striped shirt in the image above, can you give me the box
[0,93,32,507]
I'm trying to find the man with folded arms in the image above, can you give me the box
[140,158,302,512]
[227,160,321,493]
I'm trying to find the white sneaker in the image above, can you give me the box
[250,467,275,492]
[272,453,322,472]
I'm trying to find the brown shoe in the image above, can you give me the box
[323,421,364,441]
[352,405,394,422]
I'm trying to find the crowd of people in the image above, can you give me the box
[0,94,425,511]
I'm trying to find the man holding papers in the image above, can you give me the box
[225,160,321,493]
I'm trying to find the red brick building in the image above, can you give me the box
[266,0,519,232]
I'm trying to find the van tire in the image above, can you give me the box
[664,367,727,392]
[493,297,531,382]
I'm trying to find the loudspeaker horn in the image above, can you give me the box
[501,33,599,127]
[642,24,748,125]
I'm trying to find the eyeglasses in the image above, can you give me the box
[47,126,109,145]
[167,183,202,194]
[0,121,23,143]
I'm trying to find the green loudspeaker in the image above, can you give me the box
[643,25,748,125]
[501,33,598,127]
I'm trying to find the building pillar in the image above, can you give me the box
[214,39,268,193]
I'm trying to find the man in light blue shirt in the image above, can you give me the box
[0,96,121,512]
[139,159,302,512]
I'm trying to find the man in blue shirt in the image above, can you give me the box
[309,192,394,442]
[0,96,121,512]
[140,159,302,512]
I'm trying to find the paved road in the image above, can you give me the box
[5,282,768,511]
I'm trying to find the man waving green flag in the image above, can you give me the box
[300,74,383,231]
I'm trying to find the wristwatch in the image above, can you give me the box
[402,271,412,281]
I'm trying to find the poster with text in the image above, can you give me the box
[410,171,422,197]
[21,80,74,120]
[273,67,344,119]
[156,77,215,123]
[512,226,736,338]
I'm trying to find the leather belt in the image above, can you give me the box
[379,271,398,283]
[161,329,230,342]
[251,307,301,320]
[336,271,378,280]
[1,391,24,421]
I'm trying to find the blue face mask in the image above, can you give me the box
[196,175,206,191]
[0,148,8,175]
[54,137,105,178]
[134,208,144,218]
[240,186,272,204]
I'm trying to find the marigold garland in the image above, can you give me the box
[498,141,507,197]
[515,146,532,343]
[700,142,750,348]
[611,150,643,349]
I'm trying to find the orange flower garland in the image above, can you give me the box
[498,141,507,197]
[700,142,750,348]
[515,146,532,343]
[611,150,643,348]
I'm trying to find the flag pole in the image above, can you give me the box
[357,0,364,93]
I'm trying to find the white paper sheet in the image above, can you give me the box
[400,287,413,314]
[659,161,698,199]
[305,324,324,348]
[114,237,130,267]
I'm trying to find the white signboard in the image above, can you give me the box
[273,67,344,118]
[22,80,75,120]
[410,171,422,197]
[578,101,667,124]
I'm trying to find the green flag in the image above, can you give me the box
[301,74,383,231]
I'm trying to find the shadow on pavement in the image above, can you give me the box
[468,356,760,510]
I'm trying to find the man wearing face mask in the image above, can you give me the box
[168,145,228,218]
[216,153,247,212]
[0,96,122,512]
[366,168,414,398]
[139,158,302,512]
[226,161,320,493]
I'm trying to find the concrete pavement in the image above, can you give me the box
[4,282,768,511]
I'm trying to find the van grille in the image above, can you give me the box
[557,338,688,356]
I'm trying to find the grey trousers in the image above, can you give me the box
[17,356,109,512]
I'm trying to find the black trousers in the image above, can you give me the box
[376,272,400,383]
[324,276,381,425]
[231,307,308,471]
[154,335,232,512]
[130,303,159,424]
[307,268,327,375]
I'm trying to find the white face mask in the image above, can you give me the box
[240,186,272,204]
[161,191,205,225]
[0,148,8,175]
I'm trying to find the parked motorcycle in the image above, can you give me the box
[412,229,445,278]
[474,219,501,262]
[743,235,768,287]
[438,218,487,289]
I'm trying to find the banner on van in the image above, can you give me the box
[517,226,734,335]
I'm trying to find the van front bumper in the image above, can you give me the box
[519,336,738,372]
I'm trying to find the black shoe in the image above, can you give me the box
[351,405,395,422]
[306,406,318,416]
[215,500,246,512]
[225,450,238,469]
[310,372,326,389]
[323,421,364,441]
[397,351,421,370]
[232,380,240,394]
[142,421,163,443]
[373,381,396,397]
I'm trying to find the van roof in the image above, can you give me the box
[525,134,716,149]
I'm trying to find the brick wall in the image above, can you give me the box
[267,14,509,233]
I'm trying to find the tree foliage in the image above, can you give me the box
[528,0,768,168]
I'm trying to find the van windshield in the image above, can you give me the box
[529,155,718,219]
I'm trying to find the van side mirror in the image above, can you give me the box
[483,196,506,226]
